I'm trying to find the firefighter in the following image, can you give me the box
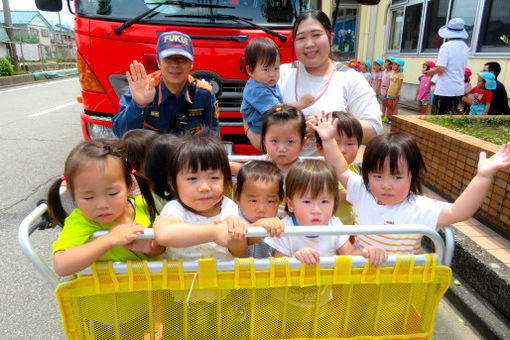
[113,31,219,136]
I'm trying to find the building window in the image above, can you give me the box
[388,8,404,51]
[332,7,359,61]
[422,0,449,50]
[478,0,510,52]
[450,0,477,46]
[401,3,423,52]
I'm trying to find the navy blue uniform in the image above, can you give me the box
[112,74,219,136]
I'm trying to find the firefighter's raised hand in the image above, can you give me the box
[126,60,156,109]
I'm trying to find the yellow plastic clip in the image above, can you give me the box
[361,259,381,284]
[270,257,292,287]
[127,260,152,291]
[392,255,415,283]
[198,258,218,289]
[91,261,119,294]
[234,257,256,289]
[422,253,436,282]
[333,255,352,284]
[162,260,185,290]
[299,262,321,287]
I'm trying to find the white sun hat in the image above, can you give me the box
[438,18,468,40]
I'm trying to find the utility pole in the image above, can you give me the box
[2,0,20,71]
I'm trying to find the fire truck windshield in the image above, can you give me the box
[76,0,321,26]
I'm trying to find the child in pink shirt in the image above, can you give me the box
[369,58,383,98]
[414,60,435,115]
[380,57,394,122]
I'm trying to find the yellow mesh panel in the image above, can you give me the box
[56,255,451,339]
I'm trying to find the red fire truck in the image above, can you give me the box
[36,0,379,154]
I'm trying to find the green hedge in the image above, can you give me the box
[0,57,14,76]
[426,116,510,144]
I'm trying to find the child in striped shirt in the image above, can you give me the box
[311,113,510,255]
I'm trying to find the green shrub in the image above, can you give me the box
[426,116,510,144]
[0,57,14,76]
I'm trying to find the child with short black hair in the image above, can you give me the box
[312,113,510,254]
[265,159,387,266]
[261,104,307,175]
[315,111,362,225]
[235,160,285,258]
[153,130,248,260]
[242,38,314,150]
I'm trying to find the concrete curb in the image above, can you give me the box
[0,69,78,89]
[445,273,510,340]
[423,227,510,338]
[447,227,510,318]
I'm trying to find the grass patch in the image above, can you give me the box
[426,116,510,145]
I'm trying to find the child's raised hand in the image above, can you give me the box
[294,247,321,266]
[361,246,388,267]
[307,111,338,142]
[107,223,145,247]
[477,142,510,178]
[252,218,285,237]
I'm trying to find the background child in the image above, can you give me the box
[414,60,435,115]
[386,58,405,125]
[315,111,362,226]
[144,133,180,211]
[235,160,285,258]
[458,68,473,114]
[313,114,510,254]
[122,129,159,196]
[429,74,438,114]
[49,138,162,277]
[241,38,314,150]
[360,59,371,82]
[369,58,383,98]
[380,57,394,122]
[265,159,387,266]
[121,129,159,173]
[261,104,307,175]
[153,130,248,261]
[462,72,496,116]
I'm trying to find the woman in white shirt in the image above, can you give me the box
[278,9,382,155]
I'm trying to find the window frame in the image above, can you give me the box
[386,0,426,55]
[475,0,510,55]
[331,4,362,61]
[386,0,510,58]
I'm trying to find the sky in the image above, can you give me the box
[1,0,75,28]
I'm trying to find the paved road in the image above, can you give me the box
[0,78,481,339]
[0,78,82,339]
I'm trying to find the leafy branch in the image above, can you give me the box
[500,35,510,46]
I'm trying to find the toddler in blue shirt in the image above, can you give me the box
[241,38,314,150]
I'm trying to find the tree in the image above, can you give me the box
[1,0,20,71]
